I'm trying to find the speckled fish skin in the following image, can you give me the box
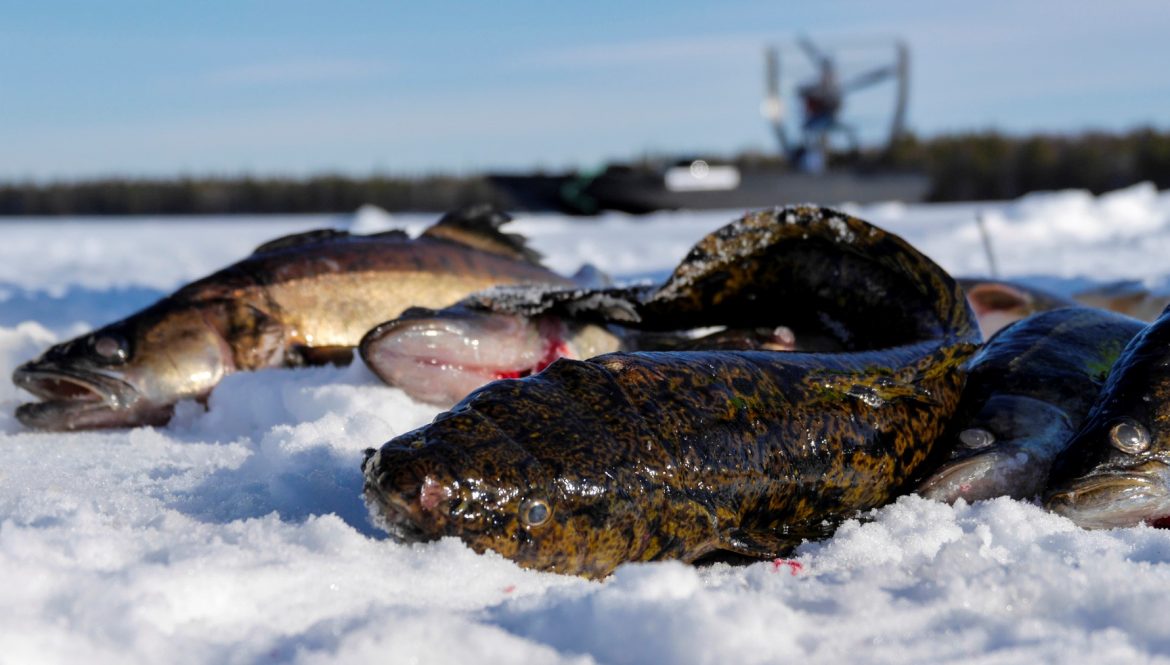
[1046,305,1170,528]
[13,205,569,431]
[918,307,1143,503]
[363,205,981,578]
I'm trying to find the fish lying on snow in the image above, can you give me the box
[1046,305,1170,528]
[918,307,1142,503]
[13,205,571,431]
[362,205,981,578]
[360,286,803,406]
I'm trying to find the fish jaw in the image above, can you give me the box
[919,396,1075,503]
[1045,464,1170,529]
[918,447,1048,502]
[360,308,587,406]
[12,363,169,431]
[361,444,455,543]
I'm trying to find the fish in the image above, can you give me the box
[13,204,572,431]
[360,304,623,407]
[359,282,804,407]
[1072,279,1170,323]
[1045,304,1170,528]
[957,278,1077,338]
[917,307,1143,503]
[361,205,981,578]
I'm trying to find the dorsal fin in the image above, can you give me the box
[421,203,542,264]
[251,229,352,255]
[250,227,409,256]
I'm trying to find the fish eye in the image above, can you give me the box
[958,427,996,450]
[1109,418,1150,455]
[519,498,551,527]
[90,334,130,364]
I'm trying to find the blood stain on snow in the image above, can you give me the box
[771,559,803,575]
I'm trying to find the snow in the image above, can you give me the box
[4,185,1170,663]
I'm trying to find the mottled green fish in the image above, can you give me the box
[362,205,980,578]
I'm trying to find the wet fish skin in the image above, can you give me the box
[918,307,1143,503]
[359,305,621,406]
[363,205,980,578]
[13,205,569,431]
[1046,305,1170,528]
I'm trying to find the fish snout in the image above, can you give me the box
[360,308,562,405]
[362,443,459,542]
[917,447,1045,503]
[1045,470,1170,529]
[12,360,150,431]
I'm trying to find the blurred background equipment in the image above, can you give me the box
[491,36,928,214]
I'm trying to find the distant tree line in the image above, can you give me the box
[2,128,1169,215]
[884,127,1170,201]
[0,174,510,216]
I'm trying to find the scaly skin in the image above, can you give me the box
[1046,306,1170,528]
[363,205,981,578]
[13,206,569,430]
[918,307,1143,503]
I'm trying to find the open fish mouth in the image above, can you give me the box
[361,448,444,543]
[1045,471,1170,529]
[12,364,145,431]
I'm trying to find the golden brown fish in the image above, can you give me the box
[13,205,570,430]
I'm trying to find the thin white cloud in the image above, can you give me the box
[515,33,767,70]
[202,58,394,86]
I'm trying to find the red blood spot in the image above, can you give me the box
[492,320,574,380]
[502,585,516,594]
[771,559,803,575]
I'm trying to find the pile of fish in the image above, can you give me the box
[14,203,1170,578]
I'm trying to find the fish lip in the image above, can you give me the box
[363,484,435,543]
[918,453,1003,503]
[1045,470,1170,529]
[12,362,141,430]
[362,458,443,543]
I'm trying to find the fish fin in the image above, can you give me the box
[964,282,1032,318]
[366,229,410,241]
[571,263,613,288]
[292,345,356,367]
[421,203,543,265]
[464,284,648,324]
[716,528,800,559]
[251,229,353,255]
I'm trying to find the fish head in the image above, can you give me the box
[13,301,234,430]
[361,305,618,407]
[360,306,553,406]
[1046,315,1170,527]
[363,403,650,578]
[918,394,1074,502]
[963,282,1036,338]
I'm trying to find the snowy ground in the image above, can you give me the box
[3,185,1170,664]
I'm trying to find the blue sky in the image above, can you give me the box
[2,1,1169,179]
